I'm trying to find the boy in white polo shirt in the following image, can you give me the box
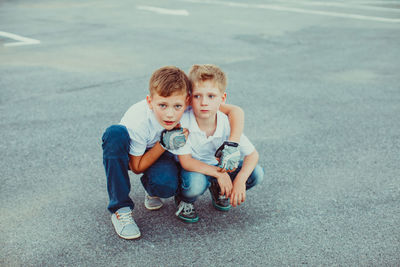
[102,66,245,239]
[170,64,264,223]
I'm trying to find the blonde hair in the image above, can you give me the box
[188,64,227,93]
[149,66,191,97]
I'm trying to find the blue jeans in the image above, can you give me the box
[102,125,180,213]
[179,163,264,203]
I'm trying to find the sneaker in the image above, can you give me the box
[111,207,141,240]
[175,196,199,223]
[144,192,163,210]
[209,180,231,211]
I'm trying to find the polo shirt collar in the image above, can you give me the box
[189,110,224,138]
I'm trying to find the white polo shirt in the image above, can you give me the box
[119,99,165,156]
[120,99,192,156]
[171,108,255,165]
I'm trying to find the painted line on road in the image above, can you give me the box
[351,0,400,4]
[277,0,400,13]
[137,5,189,16]
[0,31,41,47]
[183,0,400,23]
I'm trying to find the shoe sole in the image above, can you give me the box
[115,231,141,240]
[144,202,163,210]
[177,215,199,223]
[112,224,141,240]
[212,200,231,211]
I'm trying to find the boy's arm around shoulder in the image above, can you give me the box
[219,103,244,143]
[129,142,165,174]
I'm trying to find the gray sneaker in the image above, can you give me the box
[144,192,163,210]
[111,207,141,240]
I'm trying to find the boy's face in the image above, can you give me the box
[191,80,226,121]
[146,92,188,130]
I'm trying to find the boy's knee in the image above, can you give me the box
[145,175,179,198]
[103,125,129,143]
[102,125,130,157]
[150,182,178,198]
[254,165,264,184]
[181,172,208,198]
[246,165,264,189]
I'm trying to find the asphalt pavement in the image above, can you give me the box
[1,0,399,266]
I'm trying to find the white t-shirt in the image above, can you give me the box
[171,108,255,165]
[119,99,192,156]
[119,100,165,156]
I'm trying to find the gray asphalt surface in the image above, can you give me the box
[1,0,399,266]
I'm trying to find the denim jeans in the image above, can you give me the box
[179,163,264,203]
[102,125,180,213]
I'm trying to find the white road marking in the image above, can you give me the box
[183,0,400,23]
[137,5,189,16]
[0,31,40,47]
[351,0,400,4]
[277,0,400,13]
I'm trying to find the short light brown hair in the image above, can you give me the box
[188,64,227,93]
[149,66,191,97]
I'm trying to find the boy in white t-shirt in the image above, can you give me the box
[102,66,244,239]
[170,64,264,223]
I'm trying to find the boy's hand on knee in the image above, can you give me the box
[230,181,246,207]
[215,141,240,172]
[216,172,233,197]
[160,126,188,150]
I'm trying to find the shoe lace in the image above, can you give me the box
[116,211,135,227]
[218,195,228,200]
[175,201,194,216]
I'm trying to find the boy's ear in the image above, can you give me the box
[185,95,190,107]
[221,92,227,104]
[146,95,153,110]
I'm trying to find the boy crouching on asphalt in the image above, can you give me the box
[101,66,244,239]
[170,64,264,223]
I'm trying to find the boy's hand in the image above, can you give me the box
[160,126,188,150]
[215,172,233,197]
[230,180,246,207]
[215,141,240,172]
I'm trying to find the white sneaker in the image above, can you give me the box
[111,207,141,240]
[144,192,163,210]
